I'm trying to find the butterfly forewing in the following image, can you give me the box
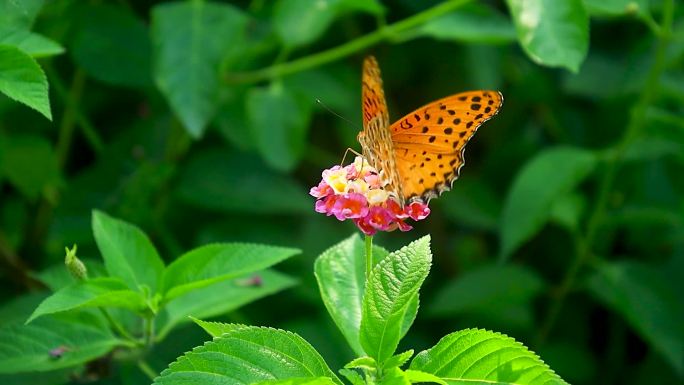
[390,91,503,202]
[360,56,405,202]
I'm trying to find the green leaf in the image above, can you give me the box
[0,45,51,119]
[0,0,44,29]
[583,0,650,18]
[273,0,381,48]
[71,4,151,87]
[191,318,248,337]
[0,312,121,373]
[35,259,107,292]
[0,28,63,58]
[410,329,568,385]
[360,236,432,363]
[419,3,516,44]
[381,367,410,385]
[549,192,586,231]
[26,277,147,323]
[161,243,299,300]
[500,147,596,260]
[156,269,297,338]
[175,149,312,215]
[404,370,447,385]
[154,326,342,385]
[246,84,313,172]
[505,0,589,72]
[314,234,389,356]
[383,350,414,370]
[345,356,376,370]
[428,264,544,319]
[339,368,365,385]
[255,378,338,385]
[152,1,248,137]
[587,261,684,376]
[0,134,59,200]
[92,210,165,294]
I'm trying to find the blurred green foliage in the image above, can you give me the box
[0,0,682,384]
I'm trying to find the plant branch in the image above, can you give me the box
[365,235,373,279]
[225,0,472,84]
[137,358,158,380]
[535,0,675,346]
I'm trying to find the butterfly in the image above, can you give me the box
[357,56,503,205]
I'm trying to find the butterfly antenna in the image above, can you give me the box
[316,99,361,131]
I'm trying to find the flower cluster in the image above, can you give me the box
[310,157,430,235]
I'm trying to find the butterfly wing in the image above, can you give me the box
[390,91,503,203]
[359,56,405,201]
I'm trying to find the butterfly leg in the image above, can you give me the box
[340,147,363,166]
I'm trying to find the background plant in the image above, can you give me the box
[0,0,682,384]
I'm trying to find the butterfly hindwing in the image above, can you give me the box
[390,91,503,202]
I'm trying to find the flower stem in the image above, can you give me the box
[365,235,373,279]
[225,0,472,84]
[535,0,675,346]
[137,358,158,380]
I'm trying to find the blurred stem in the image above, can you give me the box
[98,308,139,345]
[225,0,472,84]
[365,235,373,279]
[55,69,86,168]
[535,0,675,347]
[143,316,155,347]
[46,66,105,156]
[137,359,158,381]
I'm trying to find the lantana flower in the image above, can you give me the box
[310,157,430,236]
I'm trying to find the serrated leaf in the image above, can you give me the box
[419,3,516,44]
[191,318,248,337]
[500,147,596,260]
[428,264,544,320]
[0,45,51,119]
[410,329,568,385]
[92,210,165,293]
[339,369,365,385]
[0,28,63,58]
[506,0,589,72]
[161,243,299,300]
[314,234,389,356]
[587,261,684,376]
[345,356,376,370]
[26,277,146,323]
[71,4,151,87]
[0,133,59,200]
[157,269,296,338]
[0,312,121,373]
[176,149,312,215]
[383,350,414,370]
[152,1,249,137]
[404,370,447,385]
[360,236,432,363]
[255,377,338,385]
[246,84,313,171]
[155,326,342,385]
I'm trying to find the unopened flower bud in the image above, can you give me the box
[64,245,88,280]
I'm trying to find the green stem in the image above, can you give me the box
[98,308,139,344]
[54,69,86,168]
[535,0,675,346]
[143,316,155,347]
[365,235,373,279]
[137,358,158,380]
[225,0,472,84]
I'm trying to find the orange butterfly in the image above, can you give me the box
[357,56,503,205]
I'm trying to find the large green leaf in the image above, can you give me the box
[428,264,544,329]
[505,0,589,72]
[314,234,389,356]
[175,149,312,215]
[587,261,684,376]
[419,3,516,44]
[152,1,248,137]
[246,84,313,172]
[0,45,51,119]
[255,378,337,385]
[156,269,297,338]
[91,210,165,294]
[0,312,121,373]
[161,243,299,300]
[500,147,596,260]
[0,134,59,201]
[410,329,568,385]
[26,277,147,323]
[71,4,151,87]
[0,28,63,58]
[0,0,44,29]
[154,326,342,385]
[360,236,432,363]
